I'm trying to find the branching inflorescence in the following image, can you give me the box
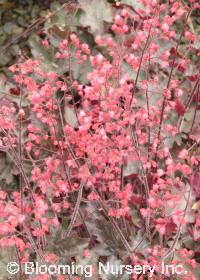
[0,0,200,279]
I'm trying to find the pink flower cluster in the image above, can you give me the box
[0,0,200,279]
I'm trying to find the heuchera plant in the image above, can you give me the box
[0,0,200,279]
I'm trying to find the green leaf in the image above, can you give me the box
[78,0,113,34]
[121,0,144,9]
[0,247,17,280]
[123,160,140,177]
[49,233,89,259]
[28,34,54,70]
[64,105,78,128]
[71,59,92,84]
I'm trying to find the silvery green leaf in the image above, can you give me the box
[78,0,113,34]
